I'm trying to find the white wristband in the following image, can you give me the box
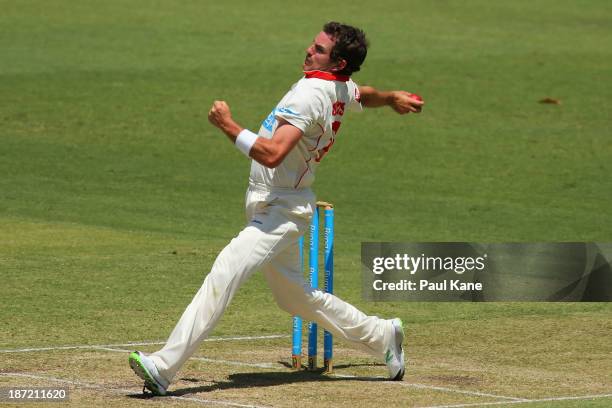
[235,129,258,157]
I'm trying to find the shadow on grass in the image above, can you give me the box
[172,370,389,396]
[128,366,390,399]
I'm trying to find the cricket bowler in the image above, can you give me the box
[129,21,424,395]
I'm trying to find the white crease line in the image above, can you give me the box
[331,374,525,401]
[92,346,278,369]
[91,346,132,352]
[0,334,289,353]
[191,357,276,369]
[7,339,609,407]
[0,345,116,353]
[331,373,386,380]
[175,394,272,408]
[201,335,286,343]
[417,392,612,408]
[0,372,272,408]
[335,374,612,407]
[400,382,527,401]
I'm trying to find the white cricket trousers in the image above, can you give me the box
[150,183,392,383]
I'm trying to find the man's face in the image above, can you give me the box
[303,31,340,72]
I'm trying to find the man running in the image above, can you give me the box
[129,21,424,395]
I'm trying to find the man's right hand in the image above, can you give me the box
[389,91,424,114]
[358,86,424,114]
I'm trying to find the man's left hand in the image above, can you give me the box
[208,100,234,128]
[208,100,244,138]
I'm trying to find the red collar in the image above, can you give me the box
[304,70,350,82]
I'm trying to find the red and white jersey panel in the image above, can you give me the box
[249,70,361,189]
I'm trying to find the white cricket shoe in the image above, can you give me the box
[129,351,169,396]
[384,318,405,381]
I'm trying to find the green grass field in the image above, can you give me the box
[1,0,611,406]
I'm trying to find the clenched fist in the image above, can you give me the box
[207,100,242,139]
[208,100,233,129]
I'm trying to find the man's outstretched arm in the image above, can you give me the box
[208,100,302,168]
[358,86,424,114]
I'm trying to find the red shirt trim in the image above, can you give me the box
[294,158,312,189]
[304,70,350,82]
[308,123,325,152]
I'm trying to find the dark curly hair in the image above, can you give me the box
[323,22,369,76]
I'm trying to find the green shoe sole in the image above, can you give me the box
[129,352,166,396]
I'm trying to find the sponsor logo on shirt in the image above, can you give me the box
[262,107,298,132]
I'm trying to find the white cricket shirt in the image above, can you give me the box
[249,70,362,189]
